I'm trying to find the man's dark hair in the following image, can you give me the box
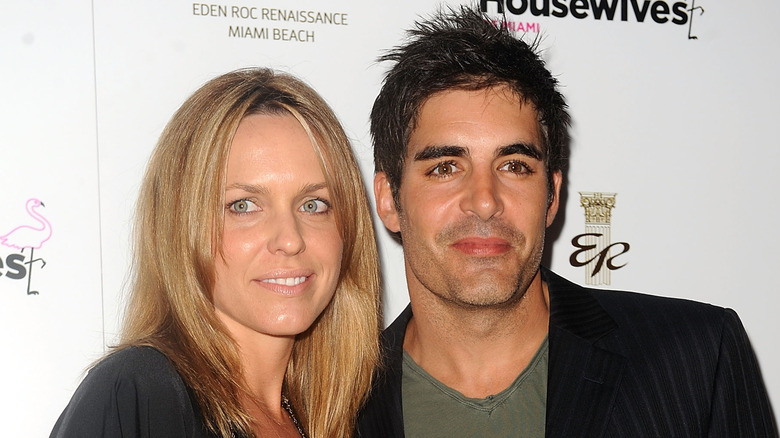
[371,5,570,206]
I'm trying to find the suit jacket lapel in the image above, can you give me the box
[543,268,625,438]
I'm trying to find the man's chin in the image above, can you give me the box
[441,283,526,309]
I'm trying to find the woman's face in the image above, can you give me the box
[213,112,343,342]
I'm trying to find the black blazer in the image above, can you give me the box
[356,268,777,437]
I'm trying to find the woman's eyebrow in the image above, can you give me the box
[300,182,329,194]
[225,183,270,194]
[225,182,328,195]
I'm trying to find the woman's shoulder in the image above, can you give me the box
[90,345,179,384]
[73,346,189,404]
[50,346,210,437]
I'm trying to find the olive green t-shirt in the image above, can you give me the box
[401,337,548,438]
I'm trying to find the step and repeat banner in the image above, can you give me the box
[2,1,778,435]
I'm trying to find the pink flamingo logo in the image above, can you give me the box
[1,198,52,295]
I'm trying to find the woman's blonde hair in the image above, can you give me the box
[120,68,380,437]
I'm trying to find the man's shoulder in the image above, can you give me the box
[382,306,412,344]
[360,309,407,438]
[591,284,722,311]
[590,282,728,328]
[543,268,741,355]
[376,305,412,377]
[545,268,728,325]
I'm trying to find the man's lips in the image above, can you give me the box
[451,237,511,256]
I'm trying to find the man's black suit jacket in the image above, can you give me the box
[356,268,777,437]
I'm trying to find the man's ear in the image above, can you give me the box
[374,172,401,233]
[546,170,563,227]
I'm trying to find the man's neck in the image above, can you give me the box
[403,273,550,398]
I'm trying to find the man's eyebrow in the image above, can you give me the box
[496,143,543,160]
[413,145,468,161]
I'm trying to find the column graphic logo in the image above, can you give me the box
[0,198,52,295]
[569,192,629,285]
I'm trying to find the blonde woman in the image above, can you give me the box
[51,68,380,437]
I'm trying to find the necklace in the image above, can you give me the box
[281,395,307,438]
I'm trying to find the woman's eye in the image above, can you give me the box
[300,198,330,214]
[228,199,258,214]
[430,161,457,176]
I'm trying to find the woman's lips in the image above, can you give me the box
[262,276,308,286]
[451,237,511,256]
[257,272,313,295]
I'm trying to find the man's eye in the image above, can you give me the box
[300,198,330,214]
[500,160,530,174]
[430,161,457,176]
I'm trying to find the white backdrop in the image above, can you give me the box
[2,1,778,436]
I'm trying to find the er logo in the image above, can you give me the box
[570,233,630,278]
[571,192,629,285]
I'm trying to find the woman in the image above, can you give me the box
[50,68,380,437]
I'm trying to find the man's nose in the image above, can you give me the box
[459,170,504,221]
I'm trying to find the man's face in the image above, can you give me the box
[375,86,561,308]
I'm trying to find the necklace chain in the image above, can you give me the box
[281,395,307,438]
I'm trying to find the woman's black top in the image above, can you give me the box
[50,346,215,438]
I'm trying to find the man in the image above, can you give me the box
[357,6,777,437]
